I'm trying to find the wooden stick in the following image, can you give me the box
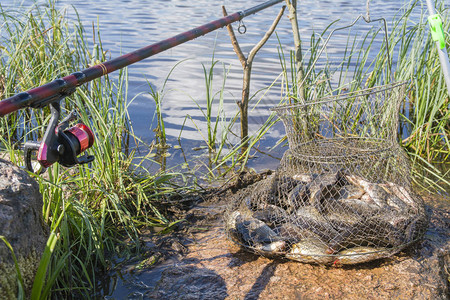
[248,6,286,62]
[222,5,285,151]
[222,6,246,67]
[284,0,305,100]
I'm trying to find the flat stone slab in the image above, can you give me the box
[107,190,449,299]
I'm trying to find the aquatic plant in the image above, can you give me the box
[181,54,231,154]
[364,0,450,188]
[147,60,189,150]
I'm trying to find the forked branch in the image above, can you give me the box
[222,5,285,152]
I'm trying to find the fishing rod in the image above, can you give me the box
[0,0,284,173]
[0,0,283,116]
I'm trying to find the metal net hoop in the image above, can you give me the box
[271,82,408,155]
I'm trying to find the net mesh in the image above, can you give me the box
[225,82,428,265]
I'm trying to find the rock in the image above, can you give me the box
[0,158,48,299]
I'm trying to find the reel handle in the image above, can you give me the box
[24,141,46,174]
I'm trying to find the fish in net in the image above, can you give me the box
[224,83,429,265]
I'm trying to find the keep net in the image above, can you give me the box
[225,82,428,265]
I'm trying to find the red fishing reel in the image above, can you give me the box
[24,102,95,174]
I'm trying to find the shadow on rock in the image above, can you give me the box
[244,261,281,300]
[227,248,262,268]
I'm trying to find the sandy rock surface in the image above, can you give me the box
[107,172,450,299]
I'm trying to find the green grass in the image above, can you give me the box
[183,54,238,165]
[363,0,450,188]
[394,2,450,161]
[0,1,191,298]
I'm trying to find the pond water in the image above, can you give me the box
[4,0,431,173]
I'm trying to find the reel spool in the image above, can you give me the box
[24,101,95,174]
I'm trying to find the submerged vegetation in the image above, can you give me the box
[0,0,448,298]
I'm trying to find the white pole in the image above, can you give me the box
[426,0,450,98]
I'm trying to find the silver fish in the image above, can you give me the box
[364,184,389,208]
[270,175,308,211]
[295,206,341,244]
[292,173,315,182]
[258,240,287,253]
[333,246,389,265]
[288,170,348,212]
[277,176,304,194]
[310,170,352,214]
[286,181,310,210]
[339,184,365,200]
[252,204,289,228]
[374,184,409,212]
[346,175,378,191]
[296,206,327,222]
[337,183,379,214]
[312,183,339,215]
[286,237,333,264]
[326,213,407,254]
[345,174,366,187]
[387,196,410,213]
[360,193,376,205]
[339,198,380,214]
[384,182,423,213]
[274,223,317,242]
[227,210,286,254]
[346,175,389,208]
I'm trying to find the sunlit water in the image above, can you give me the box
[2,0,432,173]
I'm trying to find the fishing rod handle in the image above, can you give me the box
[0,74,85,117]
